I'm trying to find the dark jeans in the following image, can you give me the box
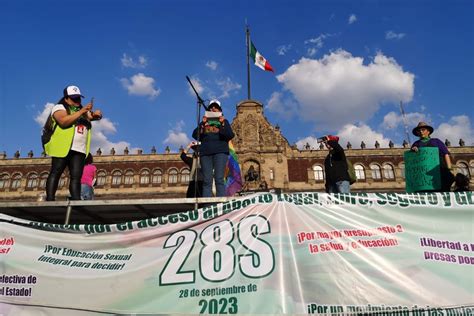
[200,153,228,197]
[46,151,86,201]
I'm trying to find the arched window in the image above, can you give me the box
[59,175,68,188]
[456,162,470,177]
[354,164,365,180]
[168,168,178,184]
[96,170,107,186]
[312,165,324,181]
[383,164,395,180]
[39,172,48,189]
[0,173,10,189]
[26,173,39,188]
[152,169,162,184]
[269,169,274,180]
[181,168,190,183]
[112,170,122,185]
[370,164,382,180]
[399,163,405,179]
[140,169,150,185]
[10,174,22,189]
[124,170,134,185]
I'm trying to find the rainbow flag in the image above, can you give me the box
[224,141,243,196]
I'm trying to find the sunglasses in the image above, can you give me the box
[69,96,82,103]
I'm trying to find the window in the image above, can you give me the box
[140,169,150,185]
[112,170,122,185]
[370,164,382,180]
[312,165,324,181]
[0,174,10,189]
[168,169,178,184]
[399,163,405,179]
[152,169,162,184]
[124,170,134,185]
[26,173,39,188]
[383,164,395,180]
[269,169,274,181]
[456,162,470,177]
[96,170,107,186]
[39,172,48,188]
[10,174,22,189]
[181,168,190,183]
[354,164,365,180]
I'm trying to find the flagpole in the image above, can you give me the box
[246,24,251,100]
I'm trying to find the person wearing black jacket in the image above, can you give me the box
[323,135,351,193]
[192,99,235,197]
[180,142,203,198]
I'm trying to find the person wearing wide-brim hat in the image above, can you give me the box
[411,121,454,192]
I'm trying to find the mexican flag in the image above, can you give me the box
[250,41,274,72]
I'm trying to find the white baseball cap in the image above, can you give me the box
[63,85,84,98]
[208,99,221,110]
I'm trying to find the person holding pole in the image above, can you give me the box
[180,141,203,198]
[410,122,454,192]
[192,99,234,197]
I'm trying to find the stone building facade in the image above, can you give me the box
[1,100,473,201]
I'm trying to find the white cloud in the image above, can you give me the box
[337,123,392,148]
[163,120,191,150]
[120,73,160,99]
[90,118,138,154]
[436,115,474,146]
[304,34,330,56]
[216,77,242,99]
[276,50,415,130]
[187,76,205,96]
[348,14,357,24]
[307,47,317,57]
[265,92,297,120]
[385,31,406,40]
[35,102,55,126]
[295,136,321,150]
[277,44,292,56]
[121,53,148,68]
[206,61,218,70]
[305,35,327,48]
[382,111,428,130]
[295,123,393,150]
[34,103,136,154]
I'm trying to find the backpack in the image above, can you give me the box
[41,114,57,149]
[346,158,357,185]
[41,104,77,149]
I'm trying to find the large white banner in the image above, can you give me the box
[1,192,473,315]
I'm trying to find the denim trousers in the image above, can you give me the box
[81,184,94,200]
[46,150,85,201]
[327,180,351,194]
[200,153,228,197]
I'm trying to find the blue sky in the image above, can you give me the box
[1,0,473,157]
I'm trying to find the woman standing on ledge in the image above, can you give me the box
[192,99,234,197]
[44,85,103,201]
